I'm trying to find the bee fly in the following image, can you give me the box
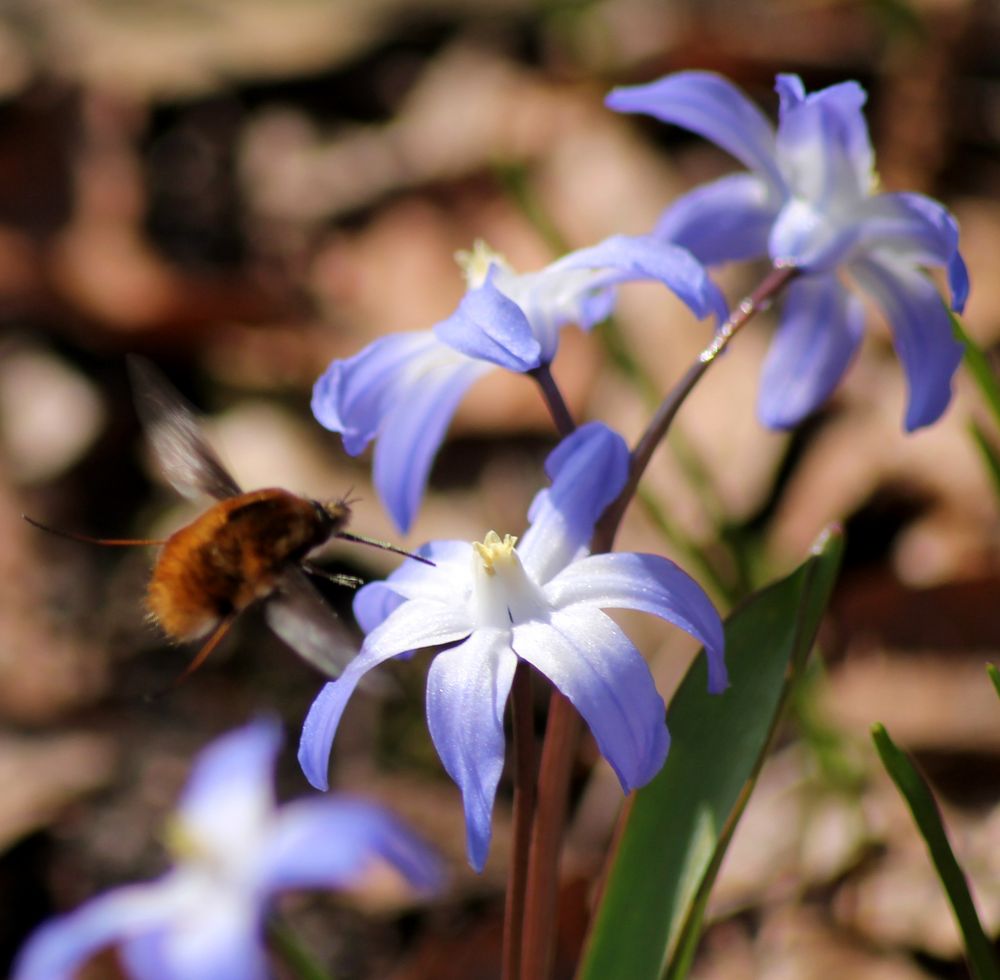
[24,356,430,681]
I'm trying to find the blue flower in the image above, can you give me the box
[14,721,441,980]
[299,423,726,871]
[607,71,969,431]
[313,236,726,531]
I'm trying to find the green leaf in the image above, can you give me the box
[988,663,1000,700]
[872,725,1000,980]
[577,527,843,980]
[970,423,1000,501]
[953,311,1000,430]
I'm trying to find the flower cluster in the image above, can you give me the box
[18,67,969,979]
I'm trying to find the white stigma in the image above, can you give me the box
[471,531,547,628]
[454,240,512,289]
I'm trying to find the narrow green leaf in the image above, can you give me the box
[872,725,999,980]
[970,423,1000,501]
[988,663,1000,700]
[953,311,1000,430]
[577,527,843,980]
[268,917,335,980]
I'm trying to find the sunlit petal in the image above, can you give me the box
[426,631,517,871]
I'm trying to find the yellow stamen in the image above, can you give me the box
[472,530,518,576]
[163,815,202,862]
[454,240,511,289]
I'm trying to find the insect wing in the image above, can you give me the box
[127,355,242,501]
[264,567,359,678]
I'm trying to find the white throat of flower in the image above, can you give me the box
[455,240,513,290]
[163,812,259,889]
[471,531,547,628]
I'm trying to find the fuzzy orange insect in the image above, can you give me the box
[26,357,427,680]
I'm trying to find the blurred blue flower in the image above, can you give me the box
[313,236,726,531]
[607,71,969,431]
[15,720,441,980]
[299,422,726,871]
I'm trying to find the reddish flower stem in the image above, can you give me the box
[519,263,798,978]
[502,662,537,980]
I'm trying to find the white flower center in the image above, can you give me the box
[471,530,547,627]
[455,240,513,289]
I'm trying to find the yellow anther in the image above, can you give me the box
[472,530,518,576]
[163,815,202,862]
[454,240,511,288]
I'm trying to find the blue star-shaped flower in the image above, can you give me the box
[607,71,969,431]
[14,721,441,980]
[299,422,727,871]
[312,236,726,531]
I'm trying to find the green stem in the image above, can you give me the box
[267,916,334,980]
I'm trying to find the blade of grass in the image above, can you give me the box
[953,311,1000,429]
[872,724,999,980]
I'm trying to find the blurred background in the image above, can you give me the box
[1,0,998,977]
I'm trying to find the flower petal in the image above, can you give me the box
[434,267,543,370]
[606,71,783,189]
[850,254,963,430]
[757,274,865,429]
[514,608,669,792]
[299,599,472,790]
[312,332,444,455]
[654,172,778,266]
[848,192,969,312]
[545,233,729,324]
[426,630,517,871]
[774,77,873,209]
[260,797,443,893]
[518,422,629,584]
[353,540,472,634]
[371,355,489,532]
[13,880,186,980]
[543,551,727,693]
[120,886,263,980]
[177,719,281,859]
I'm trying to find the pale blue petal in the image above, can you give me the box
[850,255,963,430]
[354,540,471,634]
[852,193,969,312]
[757,275,865,428]
[120,895,262,980]
[948,252,969,314]
[518,422,629,584]
[434,267,542,370]
[372,356,489,532]
[178,719,281,856]
[514,608,669,792]
[606,71,783,189]
[260,797,442,893]
[774,73,806,112]
[426,630,517,872]
[13,881,184,980]
[775,78,872,208]
[654,172,778,265]
[312,332,444,455]
[299,599,472,790]
[542,551,727,693]
[546,233,729,324]
[768,196,840,268]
